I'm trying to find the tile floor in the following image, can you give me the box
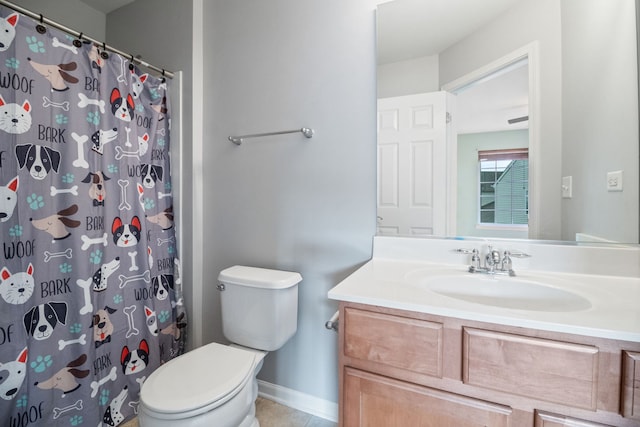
[120,397,336,427]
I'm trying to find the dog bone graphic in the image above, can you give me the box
[115,145,140,161]
[157,236,175,246]
[80,233,108,251]
[76,278,93,315]
[157,191,172,200]
[123,305,140,338]
[119,270,151,289]
[125,127,133,147]
[71,132,89,169]
[117,179,132,211]
[50,185,78,197]
[51,37,78,54]
[117,55,128,84]
[52,399,82,419]
[128,251,139,272]
[90,366,117,398]
[77,92,106,114]
[42,96,70,111]
[58,333,87,351]
[44,248,73,262]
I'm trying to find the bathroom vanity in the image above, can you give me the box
[328,237,640,427]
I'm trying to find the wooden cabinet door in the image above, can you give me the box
[534,411,612,426]
[343,367,511,427]
[622,351,640,420]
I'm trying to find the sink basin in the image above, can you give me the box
[405,270,592,312]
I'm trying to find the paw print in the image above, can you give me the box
[149,88,161,101]
[89,249,103,264]
[69,323,82,334]
[30,355,53,373]
[26,36,45,53]
[62,173,74,183]
[5,57,18,69]
[70,414,83,426]
[27,193,44,210]
[144,198,155,210]
[157,137,166,148]
[99,389,110,406]
[107,164,118,174]
[168,245,176,256]
[55,114,68,125]
[9,225,22,237]
[15,394,27,408]
[59,263,72,273]
[113,294,123,304]
[159,310,171,323]
[86,111,100,126]
[164,181,172,192]
[135,103,145,113]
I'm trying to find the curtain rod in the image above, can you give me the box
[0,0,174,79]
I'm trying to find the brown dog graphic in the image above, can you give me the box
[35,354,90,396]
[30,204,81,241]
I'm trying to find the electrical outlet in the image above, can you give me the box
[607,170,623,192]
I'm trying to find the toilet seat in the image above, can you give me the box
[140,342,257,419]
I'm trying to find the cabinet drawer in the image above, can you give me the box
[534,410,612,426]
[463,328,598,410]
[344,308,443,378]
[344,367,512,427]
[622,351,640,420]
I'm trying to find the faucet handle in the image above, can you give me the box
[453,248,474,254]
[509,250,532,258]
[502,250,513,272]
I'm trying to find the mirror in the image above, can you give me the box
[376,0,639,244]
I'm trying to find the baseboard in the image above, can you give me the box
[257,380,338,423]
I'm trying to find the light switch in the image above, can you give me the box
[607,170,623,192]
[562,176,572,198]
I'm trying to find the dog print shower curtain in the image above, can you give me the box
[0,8,186,426]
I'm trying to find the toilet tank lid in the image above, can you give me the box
[218,265,302,289]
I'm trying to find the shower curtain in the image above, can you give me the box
[0,7,186,426]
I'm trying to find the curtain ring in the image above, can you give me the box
[73,32,83,48]
[100,42,109,59]
[36,14,47,34]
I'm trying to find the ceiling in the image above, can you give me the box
[78,0,134,14]
[376,0,522,65]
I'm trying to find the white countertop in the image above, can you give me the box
[328,258,640,342]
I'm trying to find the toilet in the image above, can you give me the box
[138,265,301,427]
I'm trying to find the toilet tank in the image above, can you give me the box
[217,266,301,351]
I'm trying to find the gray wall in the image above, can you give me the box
[560,0,639,242]
[19,0,106,40]
[202,0,376,403]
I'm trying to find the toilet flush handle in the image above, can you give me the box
[216,283,225,291]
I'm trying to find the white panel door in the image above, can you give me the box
[377,92,448,236]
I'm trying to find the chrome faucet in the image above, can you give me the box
[455,246,530,276]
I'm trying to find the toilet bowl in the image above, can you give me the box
[138,266,301,427]
[138,342,266,427]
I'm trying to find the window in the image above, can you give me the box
[478,149,528,226]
